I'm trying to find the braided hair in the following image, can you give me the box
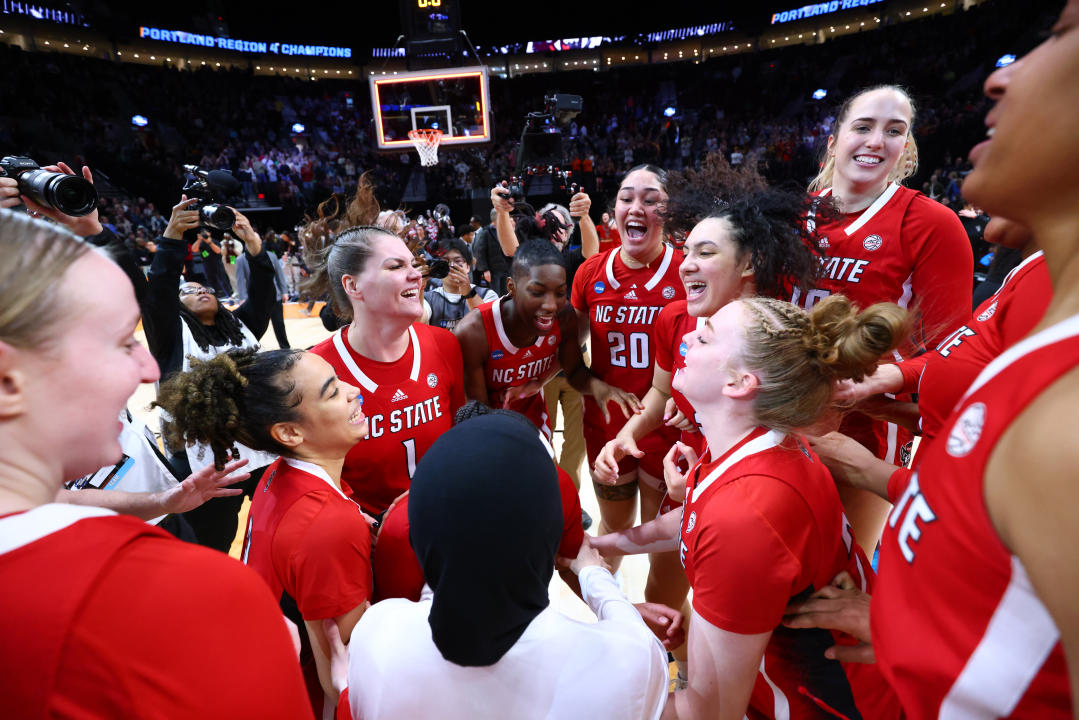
[735,295,911,433]
[179,302,249,353]
[153,348,303,470]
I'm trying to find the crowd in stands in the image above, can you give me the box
[1,0,1040,246]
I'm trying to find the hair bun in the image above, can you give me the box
[805,295,911,382]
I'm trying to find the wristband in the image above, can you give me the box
[464,287,478,299]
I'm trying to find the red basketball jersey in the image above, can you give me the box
[680,428,899,720]
[654,300,706,457]
[310,323,465,516]
[571,245,685,450]
[0,505,312,719]
[903,251,1051,443]
[793,184,972,464]
[874,315,1079,720]
[478,296,560,434]
[241,457,372,716]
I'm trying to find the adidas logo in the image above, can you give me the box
[624,289,638,300]
[523,349,533,358]
[391,389,408,402]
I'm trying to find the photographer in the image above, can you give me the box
[491,183,599,261]
[425,237,498,331]
[145,194,279,551]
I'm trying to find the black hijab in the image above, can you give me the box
[408,414,563,667]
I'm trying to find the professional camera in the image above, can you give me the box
[503,93,582,201]
[181,165,240,231]
[0,156,98,217]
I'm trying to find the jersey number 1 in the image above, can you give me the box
[402,438,417,480]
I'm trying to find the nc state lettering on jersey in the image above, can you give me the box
[888,471,937,563]
[821,256,871,283]
[367,397,444,438]
[593,305,663,324]
[491,354,556,384]
[935,326,976,357]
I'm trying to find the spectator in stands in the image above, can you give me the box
[425,237,498,331]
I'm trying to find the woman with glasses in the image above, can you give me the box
[144,194,280,551]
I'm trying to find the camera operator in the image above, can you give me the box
[145,194,280,552]
[491,183,600,261]
[426,237,498,331]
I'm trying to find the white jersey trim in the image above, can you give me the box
[283,458,351,502]
[759,655,791,720]
[0,504,116,557]
[644,245,675,291]
[691,429,785,499]
[602,245,674,292]
[939,555,1059,719]
[994,250,1045,299]
[844,182,902,237]
[490,296,519,353]
[604,249,621,290]
[332,325,421,394]
[961,313,1079,402]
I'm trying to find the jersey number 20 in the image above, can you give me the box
[608,331,650,369]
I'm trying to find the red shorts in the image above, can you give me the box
[584,422,673,485]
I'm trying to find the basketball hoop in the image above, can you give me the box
[408,128,443,167]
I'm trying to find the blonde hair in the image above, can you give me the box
[0,210,90,349]
[738,295,912,433]
[809,85,919,193]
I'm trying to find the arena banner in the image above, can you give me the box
[137,26,352,58]
[771,0,884,25]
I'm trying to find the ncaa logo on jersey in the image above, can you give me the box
[977,302,998,322]
[662,286,676,300]
[427,373,438,388]
[679,340,688,357]
[946,402,987,457]
[491,349,504,360]
[594,281,606,294]
[862,234,883,251]
[685,511,696,533]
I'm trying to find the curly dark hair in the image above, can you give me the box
[664,152,836,297]
[153,348,303,470]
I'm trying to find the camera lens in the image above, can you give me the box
[20,169,98,217]
[200,204,236,231]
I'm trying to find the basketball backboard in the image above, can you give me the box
[369,66,492,151]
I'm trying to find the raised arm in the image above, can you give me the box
[491,184,518,256]
[570,191,600,258]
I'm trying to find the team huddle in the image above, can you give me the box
[3,5,1079,717]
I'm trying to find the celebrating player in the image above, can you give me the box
[798,84,973,551]
[593,174,827,674]
[866,9,1079,716]
[572,164,685,543]
[304,220,464,517]
[0,210,311,718]
[455,238,641,435]
[154,348,374,717]
[592,295,906,720]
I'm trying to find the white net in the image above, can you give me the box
[408,129,443,167]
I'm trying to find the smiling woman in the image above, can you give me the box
[796,84,973,554]
[154,348,373,717]
[0,211,311,719]
[304,223,465,517]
